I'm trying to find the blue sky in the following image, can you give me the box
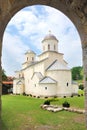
[2,5,82,76]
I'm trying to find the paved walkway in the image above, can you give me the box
[41,105,85,114]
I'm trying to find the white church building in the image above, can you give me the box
[13,32,78,98]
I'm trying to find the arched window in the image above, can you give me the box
[67,82,69,86]
[48,44,50,50]
[45,87,47,90]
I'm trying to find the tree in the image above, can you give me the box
[71,66,83,80]
[2,69,7,81]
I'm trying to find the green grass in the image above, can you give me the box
[78,89,84,96]
[76,80,83,84]
[51,96,85,109]
[1,95,86,130]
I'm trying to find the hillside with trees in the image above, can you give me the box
[2,69,7,81]
[71,66,84,90]
[71,66,83,80]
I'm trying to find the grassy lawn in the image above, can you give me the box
[51,96,85,109]
[1,95,86,130]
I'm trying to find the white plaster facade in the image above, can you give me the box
[13,32,78,97]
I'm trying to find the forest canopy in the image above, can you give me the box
[71,66,83,80]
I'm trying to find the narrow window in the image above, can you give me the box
[48,44,50,50]
[54,45,56,50]
[67,82,69,86]
[45,87,47,90]
[27,57,28,61]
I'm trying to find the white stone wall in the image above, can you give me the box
[72,84,78,94]
[13,80,17,94]
[24,67,34,94]
[16,84,24,94]
[39,83,57,97]
[22,62,28,69]
[38,52,49,61]
[38,51,63,62]
[24,61,45,95]
[13,78,25,94]
[34,62,45,75]
[29,72,40,96]
[46,70,72,96]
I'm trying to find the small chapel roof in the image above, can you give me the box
[31,72,43,80]
[46,60,70,71]
[16,80,24,85]
[39,76,57,84]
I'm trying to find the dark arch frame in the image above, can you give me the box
[0,0,87,128]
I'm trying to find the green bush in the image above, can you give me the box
[79,84,84,90]
[44,100,50,105]
[62,101,70,108]
[23,92,26,96]
[63,96,66,98]
[78,89,84,96]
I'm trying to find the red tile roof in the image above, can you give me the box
[2,81,13,85]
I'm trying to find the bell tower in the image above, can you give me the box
[22,50,36,69]
[42,31,59,52]
[25,50,36,63]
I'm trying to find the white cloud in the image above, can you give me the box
[2,5,82,75]
[2,32,30,75]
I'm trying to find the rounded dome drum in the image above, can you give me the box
[42,32,59,52]
[42,34,58,42]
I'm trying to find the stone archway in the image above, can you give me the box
[0,0,87,128]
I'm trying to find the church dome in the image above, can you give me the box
[42,33,58,42]
[25,50,36,55]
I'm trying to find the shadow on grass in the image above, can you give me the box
[1,119,8,130]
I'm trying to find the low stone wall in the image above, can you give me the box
[41,104,85,114]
